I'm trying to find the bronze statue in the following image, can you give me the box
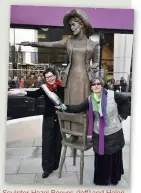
[19,9,99,139]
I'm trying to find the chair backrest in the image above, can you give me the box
[57,111,88,146]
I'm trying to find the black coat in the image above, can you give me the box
[26,85,63,171]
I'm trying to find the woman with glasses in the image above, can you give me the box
[56,77,130,185]
[8,68,63,179]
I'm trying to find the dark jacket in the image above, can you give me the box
[26,85,63,172]
[26,86,64,117]
[66,91,130,119]
[65,91,130,155]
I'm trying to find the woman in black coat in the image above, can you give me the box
[56,77,130,185]
[9,68,64,178]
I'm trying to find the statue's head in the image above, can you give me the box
[68,17,85,37]
[63,9,93,37]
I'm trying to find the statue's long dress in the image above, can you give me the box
[64,38,90,133]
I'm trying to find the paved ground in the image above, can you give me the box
[5,137,130,187]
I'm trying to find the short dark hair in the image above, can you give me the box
[90,77,105,87]
[43,68,58,79]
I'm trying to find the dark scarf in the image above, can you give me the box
[46,79,62,91]
[88,89,107,155]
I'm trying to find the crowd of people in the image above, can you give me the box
[8,71,131,93]
[8,72,46,89]
[104,77,131,92]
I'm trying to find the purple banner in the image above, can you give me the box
[11,5,134,30]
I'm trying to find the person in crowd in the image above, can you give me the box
[8,68,63,179]
[11,76,18,88]
[8,76,17,89]
[9,80,16,89]
[16,76,26,88]
[56,77,130,185]
[114,80,121,92]
[35,75,44,88]
[103,78,109,90]
[108,78,115,90]
[26,73,36,88]
[120,77,127,92]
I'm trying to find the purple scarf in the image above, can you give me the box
[88,89,107,155]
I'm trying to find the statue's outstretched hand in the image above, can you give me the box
[17,41,31,46]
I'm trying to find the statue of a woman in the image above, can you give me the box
[20,9,99,133]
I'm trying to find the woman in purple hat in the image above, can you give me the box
[56,77,130,185]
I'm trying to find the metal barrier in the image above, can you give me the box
[8,66,68,79]
[8,69,131,93]
[8,69,45,78]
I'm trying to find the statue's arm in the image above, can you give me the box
[87,42,100,80]
[20,38,68,49]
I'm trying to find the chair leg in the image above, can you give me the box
[73,149,77,166]
[80,151,84,185]
[58,145,67,178]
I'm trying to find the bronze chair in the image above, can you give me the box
[57,111,93,185]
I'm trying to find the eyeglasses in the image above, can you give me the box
[91,83,102,86]
[45,75,54,80]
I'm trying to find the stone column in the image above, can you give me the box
[113,34,133,82]
[113,34,133,145]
